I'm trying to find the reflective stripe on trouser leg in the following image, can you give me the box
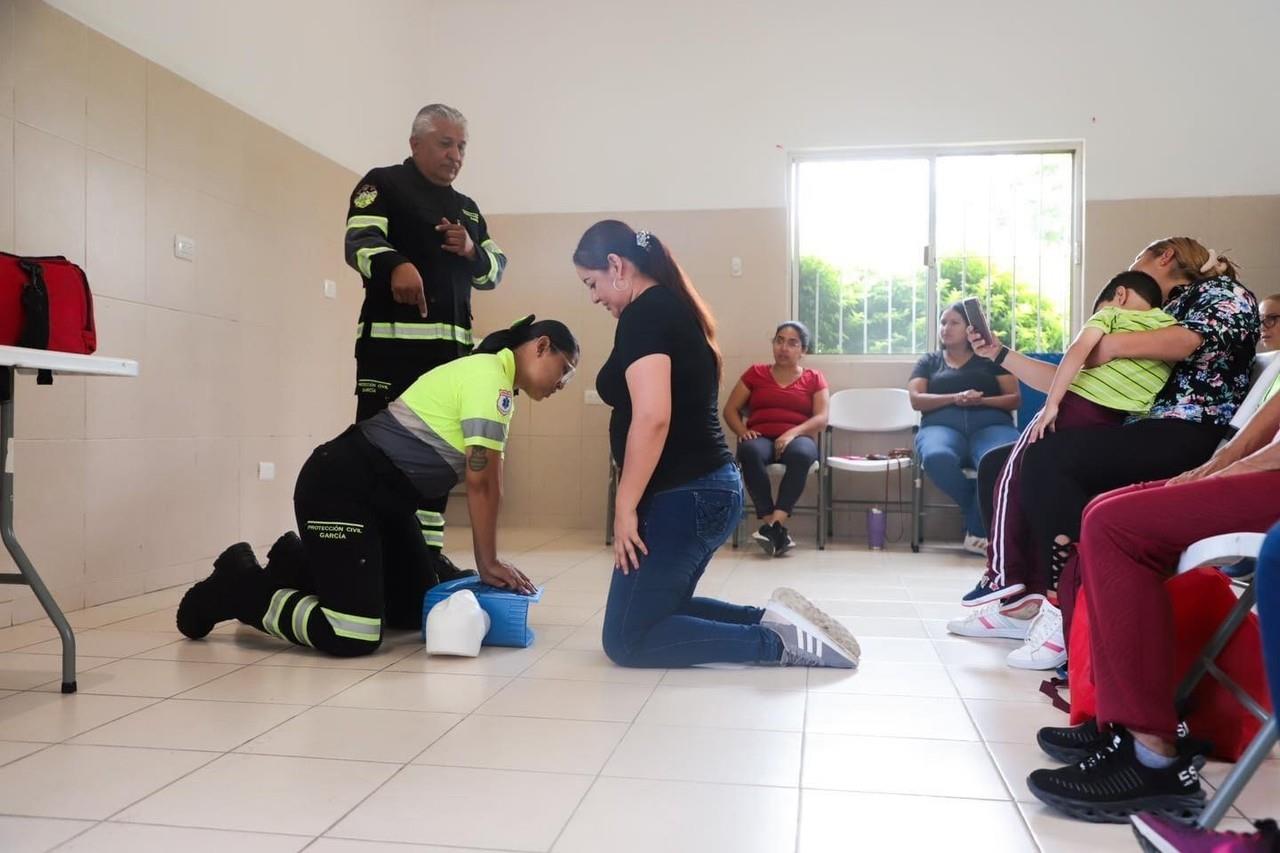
[320,607,382,643]
[418,510,445,549]
[262,589,298,641]
[292,595,320,647]
[261,589,324,647]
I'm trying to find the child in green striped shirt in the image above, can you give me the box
[1029,271,1176,442]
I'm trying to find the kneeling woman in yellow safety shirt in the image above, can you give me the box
[176,316,579,656]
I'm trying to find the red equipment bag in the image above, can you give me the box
[1063,567,1271,762]
[0,252,97,355]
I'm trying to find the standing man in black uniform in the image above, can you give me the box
[344,103,507,579]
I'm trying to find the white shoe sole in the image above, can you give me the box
[1006,646,1068,670]
[946,619,1029,641]
[768,588,860,666]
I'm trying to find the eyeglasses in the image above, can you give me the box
[556,352,577,390]
[1263,313,1280,330]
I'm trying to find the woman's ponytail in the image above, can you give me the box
[474,314,579,358]
[573,220,723,378]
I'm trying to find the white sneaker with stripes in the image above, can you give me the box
[946,597,1039,640]
[761,587,860,668]
[1006,601,1067,670]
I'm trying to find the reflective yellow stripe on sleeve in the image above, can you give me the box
[471,238,503,287]
[347,215,389,236]
[356,246,395,278]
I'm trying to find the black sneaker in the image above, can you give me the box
[771,522,795,557]
[264,531,307,589]
[176,542,260,639]
[1038,719,1214,765]
[429,550,478,585]
[751,524,776,557]
[1027,728,1205,824]
[961,567,1027,607]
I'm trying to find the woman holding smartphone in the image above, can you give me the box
[908,301,1021,554]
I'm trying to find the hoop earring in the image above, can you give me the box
[611,276,626,292]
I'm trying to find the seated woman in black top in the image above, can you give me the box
[907,303,1020,554]
[574,220,860,669]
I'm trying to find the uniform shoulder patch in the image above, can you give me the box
[353,184,378,209]
[462,208,480,223]
[497,389,513,416]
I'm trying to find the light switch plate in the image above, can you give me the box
[258,462,275,481]
[323,279,337,299]
[174,234,196,261]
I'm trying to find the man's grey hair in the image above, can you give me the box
[411,104,467,138]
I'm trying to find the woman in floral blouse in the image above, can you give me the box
[946,237,1259,662]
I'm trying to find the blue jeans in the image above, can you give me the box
[1257,521,1280,712]
[602,463,783,667]
[915,407,1019,538]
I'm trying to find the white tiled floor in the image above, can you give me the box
[0,527,1274,852]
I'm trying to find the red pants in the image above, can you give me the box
[988,391,1124,594]
[1077,470,1280,739]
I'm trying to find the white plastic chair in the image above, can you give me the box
[1219,351,1280,447]
[1165,356,1280,828]
[822,388,920,545]
[1173,531,1275,830]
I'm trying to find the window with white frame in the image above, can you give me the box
[789,144,1082,356]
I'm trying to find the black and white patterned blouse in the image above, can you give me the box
[1141,275,1259,425]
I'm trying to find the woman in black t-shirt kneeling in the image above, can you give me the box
[574,220,860,669]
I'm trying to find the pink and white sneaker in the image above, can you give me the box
[945,596,1041,641]
[1006,601,1067,670]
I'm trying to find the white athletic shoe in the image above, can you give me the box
[762,587,860,668]
[962,533,989,556]
[945,597,1039,641]
[1006,602,1067,670]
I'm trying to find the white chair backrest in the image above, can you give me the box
[1225,350,1280,438]
[827,388,920,433]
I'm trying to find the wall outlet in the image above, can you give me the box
[584,389,604,405]
[323,279,337,299]
[258,462,275,481]
[173,234,196,261]
[730,256,743,277]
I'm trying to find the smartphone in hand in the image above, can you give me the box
[962,297,994,346]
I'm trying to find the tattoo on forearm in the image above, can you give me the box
[468,448,489,472]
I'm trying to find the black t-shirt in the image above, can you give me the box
[910,351,1010,397]
[596,286,733,497]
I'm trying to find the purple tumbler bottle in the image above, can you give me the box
[867,507,886,550]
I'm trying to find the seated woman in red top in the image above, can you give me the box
[723,322,830,556]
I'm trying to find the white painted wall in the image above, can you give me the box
[50,0,1280,213]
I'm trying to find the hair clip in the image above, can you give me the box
[635,230,652,251]
[1199,249,1220,274]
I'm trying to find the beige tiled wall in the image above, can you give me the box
[468,196,1280,542]
[4,0,1279,622]
[0,0,359,626]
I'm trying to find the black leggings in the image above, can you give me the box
[1017,417,1225,577]
[976,442,1012,534]
[737,435,819,518]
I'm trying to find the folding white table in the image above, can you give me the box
[0,345,139,693]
